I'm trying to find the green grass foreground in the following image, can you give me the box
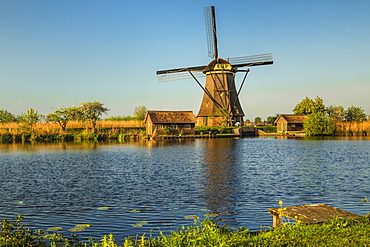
[1,215,370,246]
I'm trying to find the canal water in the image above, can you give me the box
[0,137,369,241]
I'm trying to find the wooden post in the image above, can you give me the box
[272,214,280,228]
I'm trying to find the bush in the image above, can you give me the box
[304,112,335,136]
[0,215,45,246]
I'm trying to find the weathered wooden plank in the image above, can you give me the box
[268,203,361,228]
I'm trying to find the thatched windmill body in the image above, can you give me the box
[157,6,273,126]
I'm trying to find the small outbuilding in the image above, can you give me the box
[274,114,308,132]
[144,111,197,136]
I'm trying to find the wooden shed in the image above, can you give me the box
[274,114,308,132]
[144,111,197,136]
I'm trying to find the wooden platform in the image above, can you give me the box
[268,203,361,228]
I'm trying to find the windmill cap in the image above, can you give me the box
[203,58,234,73]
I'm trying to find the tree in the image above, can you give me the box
[47,106,79,131]
[133,105,147,120]
[77,101,110,132]
[345,106,366,122]
[254,117,262,125]
[0,109,17,123]
[266,116,277,124]
[292,96,326,115]
[304,112,335,136]
[327,105,345,122]
[19,108,44,130]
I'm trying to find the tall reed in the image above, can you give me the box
[335,120,370,135]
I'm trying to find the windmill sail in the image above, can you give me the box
[229,53,273,68]
[203,6,218,60]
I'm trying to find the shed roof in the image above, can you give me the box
[274,114,308,124]
[144,111,196,124]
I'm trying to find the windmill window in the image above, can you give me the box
[184,124,191,129]
[171,124,177,129]
[206,102,209,107]
[157,124,164,129]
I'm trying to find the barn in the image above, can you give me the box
[144,111,196,136]
[274,114,308,132]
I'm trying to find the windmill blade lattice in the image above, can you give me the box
[203,6,218,60]
[157,70,205,83]
[229,53,273,68]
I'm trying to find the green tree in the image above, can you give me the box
[304,112,335,136]
[46,106,79,131]
[327,105,345,122]
[344,106,366,122]
[293,96,326,115]
[254,117,262,124]
[0,109,17,123]
[19,108,44,130]
[133,105,147,120]
[266,115,277,124]
[77,101,110,132]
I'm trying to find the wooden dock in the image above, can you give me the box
[268,203,361,228]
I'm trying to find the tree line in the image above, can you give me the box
[292,96,368,136]
[0,102,147,132]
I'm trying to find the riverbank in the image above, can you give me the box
[1,121,369,143]
[2,215,369,246]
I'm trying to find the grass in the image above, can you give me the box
[1,214,369,246]
[0,121,146,142]
[255,126,277,133]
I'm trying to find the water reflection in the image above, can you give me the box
[198,139,241,226]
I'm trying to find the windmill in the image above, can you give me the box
[156,6,273,126]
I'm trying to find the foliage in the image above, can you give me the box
[105,116,135,121]
[1,214,370,246]
[327,105,345,122]
[163,126,172,135]
[266,115,277,124]
[76,101,110,131]
[345,105,366,122]
[214,107,231,126]
[293,96,326,115]
[254,116,262,124]
[133,105,147,121]
[195,126,233,135]
[18,108,44,130]
[256,126,277,133]
[244,119,251,125]
[47,106,79,131]
[0,215,46,246]
[0,109,17,123]
[304,112,335,136]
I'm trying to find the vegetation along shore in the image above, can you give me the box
[0,96,369,143]
[1,213,370,246]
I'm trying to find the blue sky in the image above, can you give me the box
[1,0,369,120]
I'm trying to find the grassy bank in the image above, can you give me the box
[1,215,369,246]
[0,121,145,142]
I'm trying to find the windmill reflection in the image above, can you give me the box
[199,138,241,226]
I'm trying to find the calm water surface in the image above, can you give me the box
[0,137,369,241]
